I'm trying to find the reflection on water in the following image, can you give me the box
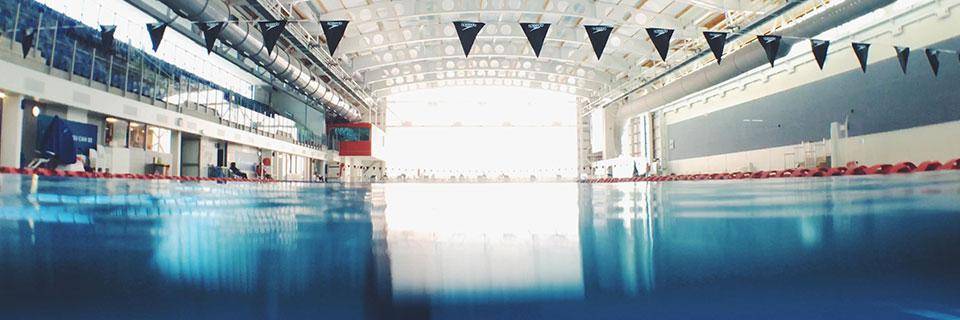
[382,184,583,304]
[1,173,959,319]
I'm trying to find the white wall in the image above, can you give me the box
[97,147,173,174]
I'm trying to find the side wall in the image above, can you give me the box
[627,0,960,174]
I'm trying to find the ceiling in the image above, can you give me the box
[273,0,784,101]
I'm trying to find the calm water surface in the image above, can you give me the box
[1,173,959,319]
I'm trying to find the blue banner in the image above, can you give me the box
[37,115,98,153]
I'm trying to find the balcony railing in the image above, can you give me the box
[0,0,331,152]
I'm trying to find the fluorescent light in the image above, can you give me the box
[105,117,119,123]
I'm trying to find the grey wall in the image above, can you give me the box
[666,37,960,161]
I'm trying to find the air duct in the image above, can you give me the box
[617,0,897,117]
[157,0,362,121]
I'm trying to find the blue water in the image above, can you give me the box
[1,173,959,319]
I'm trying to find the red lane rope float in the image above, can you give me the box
[866,164,893,175]
[825,167,847,176]
[846,166,868,175]
[943,158,960,170]
[917,161,942,171]
[891,162,917,173]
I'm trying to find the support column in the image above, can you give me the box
[171,130,182,176]
[1,93,25,168]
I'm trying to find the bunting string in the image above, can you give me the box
[9,16,959,75]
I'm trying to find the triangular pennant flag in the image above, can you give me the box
[146,22,167,52]
[810,39,829,70]
[99,25,116,53]
[453,21,485,57]
[645,28,674,62]
[519,22,550,57]
[894,46,909,74]
[20,28,35,58]
[584,25,613,60]
[199,21,227,54]
[925,48,940,77]
[852,42,870,73]
[319,20,349,55]
[259,20,288,54]
[756,35,782,67]
[703,31,727,64]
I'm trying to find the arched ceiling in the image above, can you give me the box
[277,0,783,99]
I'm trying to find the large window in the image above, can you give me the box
[128,122,146,149]
[147,126,171,153]
[332,127,371,142]
[104,117,128,148]
[383,87,578,178]
[629,115,649,159]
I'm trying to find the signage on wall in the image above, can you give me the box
[37,115,98,153]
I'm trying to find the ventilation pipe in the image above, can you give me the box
[157,0,362,121]
[617,0,897,117]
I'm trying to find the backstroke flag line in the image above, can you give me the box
[260,20,288,54]
[99,25,116,53]
[703,31,727,64]
[453,21,485,57]
[584,25,614,60]
[646,28,674,62]
[757,35,782,67]
[810,39,830,70]
[852,42,871,73]
[520,23,550,57]
[320,20,349,55]
[146,22,167,52]
[925,49,940,76]
[895,46,910,74]
[200,21,227,54]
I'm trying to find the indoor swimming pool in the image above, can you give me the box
[1,173,959,319]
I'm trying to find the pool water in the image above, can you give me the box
[1,173,959,319]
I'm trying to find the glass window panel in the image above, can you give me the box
[146,126,171,153]
[128,122,146,149]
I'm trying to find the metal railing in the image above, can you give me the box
[0,0,331,152]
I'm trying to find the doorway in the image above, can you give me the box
[180,134,201,177]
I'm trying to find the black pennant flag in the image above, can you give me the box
[703,31,727,64]
[810,39,829,70]
[757,35,782,67]
[146,22,167,52]
[20,28,35,58]
[320,20,349,55]
[259,20,288,55]
[894,46,909,74]
[453,21,485,57]
[852,42,870,73]
[199,21,227,54]
[925,48,940,77]
[584,25,613,60]
[520,22,550,57]
[646,28,674,62]
[99,25,116,53]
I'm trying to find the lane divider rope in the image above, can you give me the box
[580,158,960,183]
[0,166,324,184]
